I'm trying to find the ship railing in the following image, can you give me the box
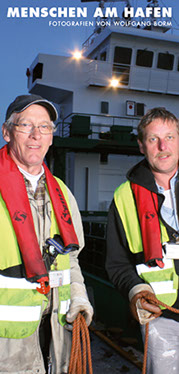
[82,25,111,52]
[57,112,139,139]
[82,31,97,52]
[80,212,108,280]
[82,13,173,53]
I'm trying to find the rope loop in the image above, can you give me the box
[69,313,93,374]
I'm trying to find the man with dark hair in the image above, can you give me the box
[106,107,179,373]
[0,94,93,374]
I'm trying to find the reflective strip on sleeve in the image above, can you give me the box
[150,281,176,295]
[60,299,71,315]
[0,275,38,289]
[0,305,41,321]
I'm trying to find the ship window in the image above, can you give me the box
[100,51,106,61]
[114,47,132,64]
[136,49,153,67]
[113,47,132,86]
[136,103,145,116]
[177,58,179,71]
[32,63,43,83]
[101,101,109,114]
[157,52,174,70]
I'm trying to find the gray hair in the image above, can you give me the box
[3,113,16,133]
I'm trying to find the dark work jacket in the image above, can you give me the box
[106,158,179,321]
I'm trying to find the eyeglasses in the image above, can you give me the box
[10,122,55,135]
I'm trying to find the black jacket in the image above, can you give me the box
[106,158,179,321]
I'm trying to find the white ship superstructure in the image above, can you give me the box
[27,0,179,212]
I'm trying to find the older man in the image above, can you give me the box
[106,107,179,374]
[0,94,93,374]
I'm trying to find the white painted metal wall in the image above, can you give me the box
[66,152,143,211]
[98,154,143,210]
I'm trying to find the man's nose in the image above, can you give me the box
[158,138,167,151]
[29,126,41,138]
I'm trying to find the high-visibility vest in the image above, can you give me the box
[0,177,71,339]
[114,181,178,308]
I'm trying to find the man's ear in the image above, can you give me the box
[137,139,145,155]
[2,124,11,143]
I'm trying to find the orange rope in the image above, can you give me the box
[69,313,93,374]
[142,322,149,374]
[142,293,179,374]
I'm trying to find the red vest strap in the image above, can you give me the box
[0,145,79,282]
[131,182,164,268]
[44,163,79,249]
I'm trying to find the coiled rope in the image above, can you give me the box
[142,292,179,374]
[69,313,93,374]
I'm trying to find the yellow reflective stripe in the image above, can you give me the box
[0,194,22,270]
[0,275,38,289]
[0,305,41,321]
[160,220,170,243]
[114,182,143,253]
[114,181,170,253]
[150,281,176,295]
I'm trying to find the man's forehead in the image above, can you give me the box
[145,119,178,132]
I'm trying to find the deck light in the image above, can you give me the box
[72,50,83,60]
[110,78,119,88]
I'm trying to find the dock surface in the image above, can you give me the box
[91,331,142,373]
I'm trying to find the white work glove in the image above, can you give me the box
[66,282,93,328]
[129,284,162,325]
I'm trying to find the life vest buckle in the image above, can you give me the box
[36,281,50,295]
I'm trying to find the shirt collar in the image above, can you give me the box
[156,170,179,194]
